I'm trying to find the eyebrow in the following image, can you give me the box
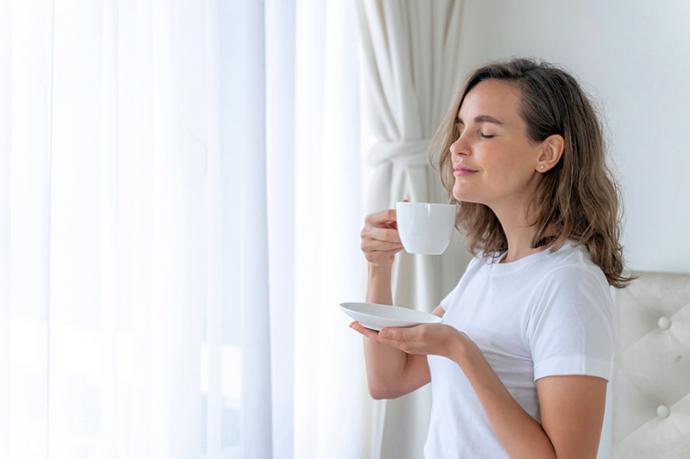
[455,114,505,126]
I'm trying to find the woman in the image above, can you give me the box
[351,58,635,458]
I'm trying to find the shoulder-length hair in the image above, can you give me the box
[429,58,635,288]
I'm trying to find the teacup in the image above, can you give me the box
[395,202,456,255]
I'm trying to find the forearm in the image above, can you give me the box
[363,264,407,395]
[365,264,393,305]
[450,338,556,459]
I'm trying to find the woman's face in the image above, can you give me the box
[450,79,543,207]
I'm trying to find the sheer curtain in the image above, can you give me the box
[1,0,368,458]
[1,0,225,457]
[291,0,370,457]
[239,0,369,456]
[356,1,470,457]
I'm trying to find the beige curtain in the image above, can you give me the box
[356,1,473,457]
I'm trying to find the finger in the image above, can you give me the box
[379,327,397,340]
[365,227,401,243]
[364,249,404,265]
[361,239,403,251]
[350,321,379,339]
[375,334,408,351]
[364,249,402,265]
[365,208,397,226]
[379,326,411,341]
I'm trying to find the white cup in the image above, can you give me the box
[395,202,456,255]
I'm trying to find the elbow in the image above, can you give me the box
[368,384,399,400]
[369,386,395,400]
[368,385,387,400]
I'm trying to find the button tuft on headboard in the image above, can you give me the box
[656,405,670,418]
[657,316,671,330]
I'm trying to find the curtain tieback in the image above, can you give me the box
[367,140,430,168]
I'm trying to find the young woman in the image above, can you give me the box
[352,58,635,458]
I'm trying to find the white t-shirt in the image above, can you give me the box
[423,240,615,458]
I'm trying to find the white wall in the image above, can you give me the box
[455,0,690,275]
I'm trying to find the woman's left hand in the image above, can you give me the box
[350,321,471,360]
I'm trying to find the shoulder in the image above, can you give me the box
[537,241,609,289]
[527,242,615,324]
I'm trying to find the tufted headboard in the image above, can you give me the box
[605,271,690,458]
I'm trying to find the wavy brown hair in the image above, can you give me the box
[429,58,635,288]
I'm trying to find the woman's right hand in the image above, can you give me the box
[360,205,406,268]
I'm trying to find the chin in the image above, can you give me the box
[452,185,483,204]
[455,197,484,205]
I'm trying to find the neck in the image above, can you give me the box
[488,195,546,264]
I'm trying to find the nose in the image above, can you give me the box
[450,132,470,158]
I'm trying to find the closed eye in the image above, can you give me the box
[455,123,495,139]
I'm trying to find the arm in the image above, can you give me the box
[361,264,407,398]
[450,338,606,458]
[362,305,446,400]
[536,375,607,458]
[353,268,445,400]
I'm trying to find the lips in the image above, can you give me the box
[454,164,478,172]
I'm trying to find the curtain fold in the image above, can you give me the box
[292,0,369,457]
[240,0,273,457]
[356,1,472,457]
[2,0,368,457]
[265,0,296,456]
[0,0,10,454]
[2,0,227,457]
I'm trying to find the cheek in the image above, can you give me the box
[452,146,532,201]
[484,146,533,186]
[489,169,531,197]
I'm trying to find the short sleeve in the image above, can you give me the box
[527,267,615,382]
[439,279,462,313]
[440,256,481,314]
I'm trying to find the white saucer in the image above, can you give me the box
[340,302,441,331]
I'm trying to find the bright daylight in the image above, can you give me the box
[1,0,689,458]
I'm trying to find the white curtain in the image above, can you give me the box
[356,1,472,457]
[291,1,372,457]
[1,0,226,457]
[243,0,370,456]
[1,0,370,458]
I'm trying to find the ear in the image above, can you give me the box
[536,134,565,173]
